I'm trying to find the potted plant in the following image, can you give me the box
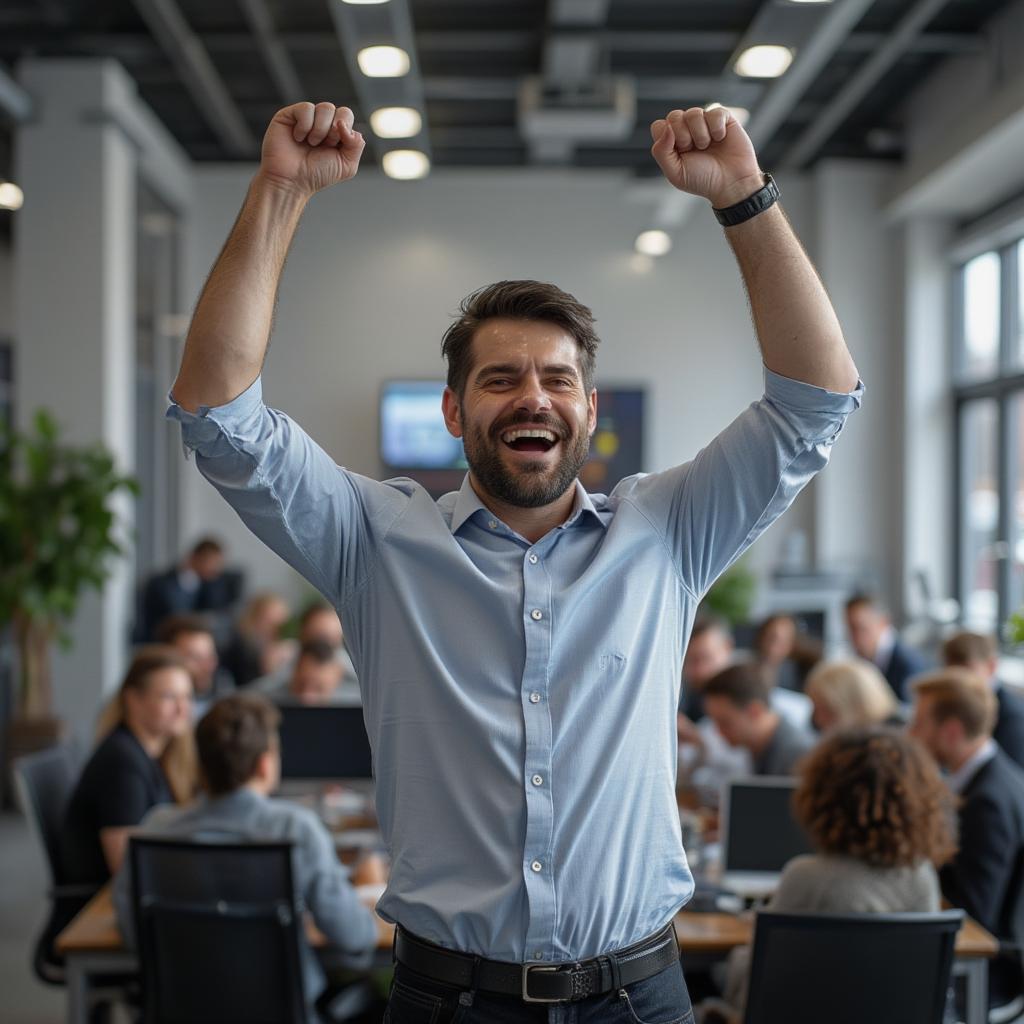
[0,409,138,757]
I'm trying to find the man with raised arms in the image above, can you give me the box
[170,101,861,1022]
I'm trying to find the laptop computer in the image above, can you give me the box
[719,776,813,898]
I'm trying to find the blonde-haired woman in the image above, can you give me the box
[221,591,294,687]
[805,658,903,733]
[60,646,196,888]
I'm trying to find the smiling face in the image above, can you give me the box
[442,318,597,510]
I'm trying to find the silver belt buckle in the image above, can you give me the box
[521,963,564,1003]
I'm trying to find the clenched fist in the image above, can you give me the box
[650,106,764,209]
[259,102,366,197]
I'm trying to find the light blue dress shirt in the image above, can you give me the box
[169,366,862,963]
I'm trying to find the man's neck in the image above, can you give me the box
[948,736,989,775]
[469,474,578,544]
[747,713,781,757]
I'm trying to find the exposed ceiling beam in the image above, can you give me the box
[783,0,954,168]
[238,0,304,105]
[745,0,879,150]
[0,63,33,122]
[129,0,256,157]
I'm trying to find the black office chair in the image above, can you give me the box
[744,910,963,1024]
[12,743,96,985]
[131,837,310,1024]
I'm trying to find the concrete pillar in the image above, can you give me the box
[13,58,190,739]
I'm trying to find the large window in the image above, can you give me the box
[955,241,1024,633]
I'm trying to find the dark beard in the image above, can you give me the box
[463,414,590,509]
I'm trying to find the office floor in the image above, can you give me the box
[1,809,65,1024]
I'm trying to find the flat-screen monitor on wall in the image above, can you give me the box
[380,380,644,496]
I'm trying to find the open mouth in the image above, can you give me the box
[500,427,559,454]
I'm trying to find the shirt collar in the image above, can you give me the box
[448,474,604,536]
[947,738,998,795]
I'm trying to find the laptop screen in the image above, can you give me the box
[277,705,374,780]
[722,777,813,873]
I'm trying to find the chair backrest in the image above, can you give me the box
[130,837,308,1024]
[745,910,963,1024]
[12,743,79,886]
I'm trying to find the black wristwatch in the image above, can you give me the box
[712,173,780,227]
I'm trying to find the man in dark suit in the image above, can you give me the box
[943,630,1024,770]
[138,537,235,641]
[911,668,1024,1009]
[845,593,929,700]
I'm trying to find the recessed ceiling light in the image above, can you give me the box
[787,0,833,4]
[704,102,751,127]
[357,45,410,78]
[635,230,671,257]
[734,45,794,78]
[341,0,390,5]
[0,181,24,211]
[370,107,422,139]
[383,149,430,180]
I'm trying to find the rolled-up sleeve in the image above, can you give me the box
[168,378,404,606]
[625,367,864,599]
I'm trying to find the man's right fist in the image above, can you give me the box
[259,102,365,196]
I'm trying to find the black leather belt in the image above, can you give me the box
[394,922,679,1004]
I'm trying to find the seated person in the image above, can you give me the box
[910,668,1024,1009]
[753,613,821,693]
[60,647,195,887]
[263,640,346,705]
[138,536,232,641]
[704,726,954,1023]
[942,629,1024,769]
[221,591,294,687]
[844,592,929,700]
[155,612,234,715]
[804,658,903,734]
[112,693,379,1014]
[701,664,814,776]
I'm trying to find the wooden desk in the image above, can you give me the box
[58,895,997,1024]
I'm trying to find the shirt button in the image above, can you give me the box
[532,774,543,786]
[528,553,539,564]
[534,951,544,960]
[529,692,541,704]
[531,860,543,873]
[488,519,498,530]
[530,609,543,621]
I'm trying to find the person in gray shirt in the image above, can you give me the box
[112,693,379,1014]
[702,663,815,776]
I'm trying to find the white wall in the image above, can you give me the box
[180,166,828,603]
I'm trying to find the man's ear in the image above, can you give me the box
[442,386,463,439]
[587,387,598,437]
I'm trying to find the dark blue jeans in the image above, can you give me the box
[384,958,694,1023]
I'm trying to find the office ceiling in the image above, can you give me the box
[0,0,1016,177]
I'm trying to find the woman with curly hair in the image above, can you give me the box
[700,726,957,1023]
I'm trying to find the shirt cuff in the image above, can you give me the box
[166,375,264,455]
[763,366,864,414]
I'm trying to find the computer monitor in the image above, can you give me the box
[720,776,813,897]
[277,705,374,781]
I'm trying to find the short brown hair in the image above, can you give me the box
[155,613,214,646]
[440,280,600,397]
[702,663,771,708]
[912,668,997,740]
[942,630,997,667]
[794,726,957,868]
[196,694,280,796]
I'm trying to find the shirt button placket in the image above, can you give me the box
[522,542,554,958]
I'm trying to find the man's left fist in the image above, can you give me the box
[650,106,764,209]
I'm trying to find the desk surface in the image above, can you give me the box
[56,885,395,953]
[58,887,998,960]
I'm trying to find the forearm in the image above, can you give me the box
[724,203,859,394]
[172,174,309,413]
